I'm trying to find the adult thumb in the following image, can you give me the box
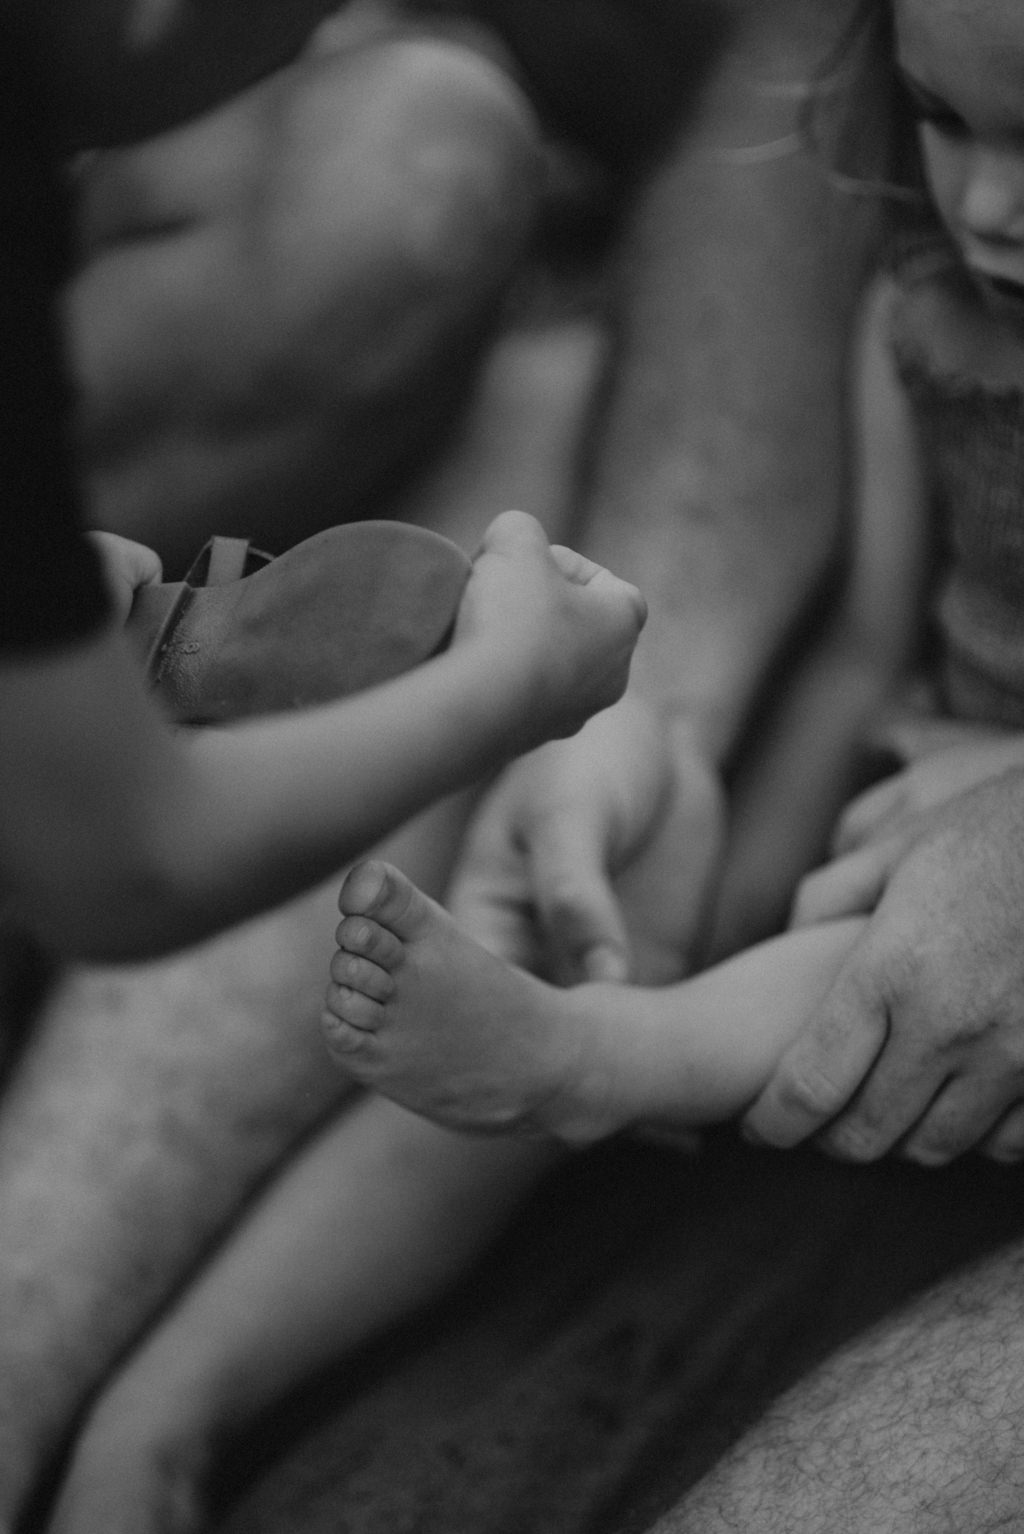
[529,815,630,984]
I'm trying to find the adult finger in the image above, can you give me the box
[449,861,541,971]
[982,1102,1024,1164]
[790,844,893,927]
[831,774,908,854]
[812,974,960,1161]
[447,817,541,972]
[897,1075,1020,1167]
[742,959,890,1147]
[528,809,630,984]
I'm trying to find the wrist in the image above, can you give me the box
[431,641,546,763]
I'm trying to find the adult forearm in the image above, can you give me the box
[577,0,881,764]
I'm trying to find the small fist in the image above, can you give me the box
[454,509,646,746]
[88,531,163,625]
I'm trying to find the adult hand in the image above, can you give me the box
[832,720,1024,855]
[743,768,1024,1166]
[448,697,725,986]
[792,726,1024,928]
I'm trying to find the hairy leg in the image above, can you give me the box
[322,859,862,1143]
[0,786,482,1531]
[48,1098,553,1534]
[649,1237,1024,1534]
[4,260,605,1533]
[0,881,344,1530]
[70,9,542,569]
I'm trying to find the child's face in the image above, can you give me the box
[895,0,1024,321]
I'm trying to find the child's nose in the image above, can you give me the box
[959,147,1024,248]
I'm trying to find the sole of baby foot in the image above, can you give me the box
[322,860,623,1143]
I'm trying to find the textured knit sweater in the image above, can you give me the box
[890,238,1024,726]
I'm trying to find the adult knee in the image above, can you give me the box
[260,34,544,390]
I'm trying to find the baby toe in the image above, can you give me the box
[335,914,404,972]
[329,948,395,1001]
[323,980,384,1034]
[339,860,421,935]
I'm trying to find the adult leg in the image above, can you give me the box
[647,1234,1024,1534]
[0,290,606,1530]
[47,1100,554,1534]
[0,881,345,1530]
[70,5,543,569]
[176,1134,1023,1534]
[0,804,469,1531]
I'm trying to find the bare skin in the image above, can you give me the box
[453,0,885,998]
[0,257,609,1529]
[0,879,346,1530]
[743,0,1024,1163]
[70,5,544,569]
[646,1240,1024,1534]
[46,1100,552,1534]
[12,6,978,1534]
[322,859,861,1144]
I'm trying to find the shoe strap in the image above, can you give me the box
[184,535,273,587]
[128,536,274,684]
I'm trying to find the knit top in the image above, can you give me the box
[889,239,1024,726]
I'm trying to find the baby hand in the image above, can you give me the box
[453,510,646,747]
[87,531,163,625]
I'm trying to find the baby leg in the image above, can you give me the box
[322,860,866,1142]
[47,1097,552,1534]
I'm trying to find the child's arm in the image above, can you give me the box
[706,272,935,956]
[0,511,644,962]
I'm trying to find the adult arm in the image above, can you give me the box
[451,0,881,981]
[742,765,1024,1165]
[739,279,1024,1165]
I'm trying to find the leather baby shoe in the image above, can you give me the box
[127,520,471,724]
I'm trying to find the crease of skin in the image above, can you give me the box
[125,0,184,50]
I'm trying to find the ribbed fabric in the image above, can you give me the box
[890,241,1024,726]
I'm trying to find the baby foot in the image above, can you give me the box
[322,861,623,1142]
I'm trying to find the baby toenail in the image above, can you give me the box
[322,1014,362,1051]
